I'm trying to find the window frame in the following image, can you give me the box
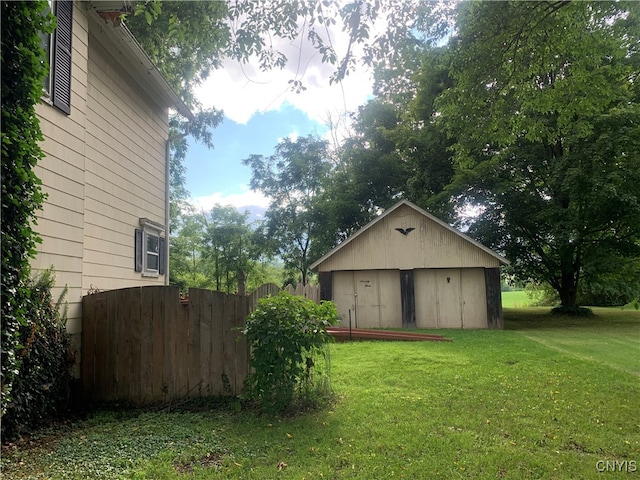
[135,219,166,277]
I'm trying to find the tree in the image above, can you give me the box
[243,135,332,285]
[124,1,456,227]
[168,210,213,291]
[202,205,260,294]
[435,1,640,308]
[169,206,278,293]
[393,47,456,222]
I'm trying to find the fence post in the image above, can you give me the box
[238,270,246,296]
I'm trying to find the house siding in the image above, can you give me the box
[34,1,88,336]
[32,3,175,371]
[82,26,168,293]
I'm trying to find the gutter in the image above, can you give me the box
[87,2,195,122]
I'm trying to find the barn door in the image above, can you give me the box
[435,269,462,328]
[332,271,356,327]
[461,268,487,328]
[355,271,380,328]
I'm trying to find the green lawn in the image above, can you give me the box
[502,290,531,308]
[2,308,639,479]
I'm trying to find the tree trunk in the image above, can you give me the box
[558,259,579,308]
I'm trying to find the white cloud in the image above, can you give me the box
[194,22,374,131]
[191,187,270,213]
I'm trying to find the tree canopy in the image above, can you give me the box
[145,0,639,308]
[434,1,640,308]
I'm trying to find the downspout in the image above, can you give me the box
[164,138,171,285]
[165,122,191,285]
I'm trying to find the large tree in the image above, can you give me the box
[124,1,454,225]
[243,135,332,285]
[436,1,640,308]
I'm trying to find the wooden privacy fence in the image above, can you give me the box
[248,282,320,307]
[82,286,249,405]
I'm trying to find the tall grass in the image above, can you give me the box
[2,308,638,479]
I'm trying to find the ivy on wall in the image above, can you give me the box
[1,0,55,415]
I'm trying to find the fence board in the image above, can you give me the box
[163,287,177,400]
[81,294,96,399]
[194,289,213,396]
[140,286,154,404]
[187,289,203,396]
[105,290,119,401]
[248,283,280,311]
[210,291,226,395]
[234,296,249,394]
[222,294,237,394]
[150,286,166,401]
[91,294,107,401]
[81,285,285,405]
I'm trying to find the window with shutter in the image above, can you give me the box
[51,0,73,114]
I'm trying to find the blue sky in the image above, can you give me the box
[184,103,330,213]
[184,19,376,215]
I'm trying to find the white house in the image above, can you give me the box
[33,0,193,370]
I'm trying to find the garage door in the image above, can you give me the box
[415,269,486,328]
[331,270,401,329]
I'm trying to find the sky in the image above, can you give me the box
[183,20,377,217]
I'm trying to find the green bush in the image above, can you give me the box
[2,269,72,441]
[1,0,55,415]
[242,292,339,414]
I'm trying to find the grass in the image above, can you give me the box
[502,290,531,308]
[2,308,639,479]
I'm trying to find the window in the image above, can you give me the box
[40,0,73,114]
[135,219,166,276]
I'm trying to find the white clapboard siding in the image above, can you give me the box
[33,3,89,337]
[82,27,168,291]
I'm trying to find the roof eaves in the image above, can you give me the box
[87,2,194,122]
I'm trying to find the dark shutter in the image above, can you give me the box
[52,0,73,114]
[134,229,143,272]
[158,236,166,275]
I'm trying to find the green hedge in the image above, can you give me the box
[1,1,55,416]
[1,270,72,441]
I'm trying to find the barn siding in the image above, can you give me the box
[400,270,416,328]
[485,268,503,329]
[316,204,502,272]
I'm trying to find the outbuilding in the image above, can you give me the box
[311,200,509,329]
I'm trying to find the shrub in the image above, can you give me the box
[1,0,55,416]
[1,269,72,441]
[242,292,338,414]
